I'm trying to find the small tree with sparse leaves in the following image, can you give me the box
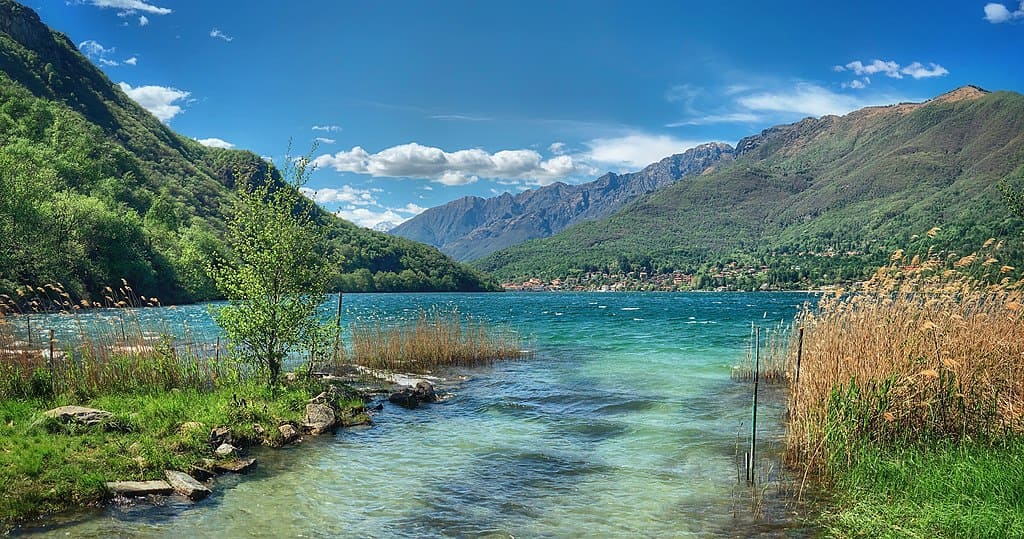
[211,148,336,387]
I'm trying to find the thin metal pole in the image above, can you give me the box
[27,315,32,345]
[334,292,343,358]
[749,326,760,484]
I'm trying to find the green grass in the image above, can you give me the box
[0,380,365,527]
[822,438,1024,538]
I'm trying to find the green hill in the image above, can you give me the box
[0,0,497,303]
[474,86,1024,289]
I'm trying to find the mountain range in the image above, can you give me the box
[0,0,497,303]
[469,85,1024,287]
[391,142,734,260]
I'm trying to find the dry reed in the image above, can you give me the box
[340,309,529,372]
[732,321,794,384]
[786,239,1024,469]
[0,282,230,398]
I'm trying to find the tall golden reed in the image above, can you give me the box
[343,309,528,371]
[786,238,1024,469]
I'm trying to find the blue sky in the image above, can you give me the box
[38,1,1024,229]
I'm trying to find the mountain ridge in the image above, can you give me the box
[391,142,734,260]
[472,86,1024,288]
[0,0,499,301]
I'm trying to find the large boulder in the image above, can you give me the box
[278,423,301,444]
[387,381,438,409]
[214,457,257,474]
[302,403,337,435]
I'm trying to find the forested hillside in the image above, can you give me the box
[0,0,497,303]
[475,86,1024,289]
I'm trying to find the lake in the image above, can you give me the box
[19,291,817,537]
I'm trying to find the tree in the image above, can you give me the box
[211,149,336,387]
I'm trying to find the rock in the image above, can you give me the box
[43,405,112,426]
[214,457,256,473]
[302,403,337,435]
[284,372,298,383]
[253,423,266,437]
[105,480,173,497]
[338,406,372,427]
[278,423,300,444]
[388,381,438,409]
[308,391,328,405]
[165,470,211,501]
[209,426,232,447]
[214,443,238,457]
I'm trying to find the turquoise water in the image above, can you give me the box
[20,292,816,537]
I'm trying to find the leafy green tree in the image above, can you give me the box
[211,151,336,386]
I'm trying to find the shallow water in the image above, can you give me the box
[16,292,817,537]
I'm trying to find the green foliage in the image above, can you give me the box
[0,4,498,302]
[212,153,336,386]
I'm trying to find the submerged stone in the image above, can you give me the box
[165,470,211,501]
[105,480,173,497]
[215,457,257,473]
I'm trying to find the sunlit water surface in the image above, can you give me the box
[18,292,817,538]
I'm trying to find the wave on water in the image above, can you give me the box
[621,307,640,311]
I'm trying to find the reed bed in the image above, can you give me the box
[0,283,232,399]
[786,239,1024,470]
[342,309,529,372]
[731,321,793,384]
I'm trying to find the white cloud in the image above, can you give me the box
[900,62,949,79]
[842,78,867,90]
[984,1,1024,22]
[123,56,138,66]
[138,15,149,26]
[84,0,171,14]
[210,28,234,42]
[117,82,190,122]
[195,137,234,149]
[549,142,566,155]
[78,40,113,58]
[838,59,903,78]
[665,112,761,126]
[312,124,342,132]
[584,134,703,169]
[314,143,591,186]
[314,137,336,144]
[299,185,377,206]
[738,83,867,117]
[835,59,949,84]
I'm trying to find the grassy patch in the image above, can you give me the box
[0,380,359,526]
[823,438,1024,538]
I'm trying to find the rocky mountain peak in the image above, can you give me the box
[928,85,990,105]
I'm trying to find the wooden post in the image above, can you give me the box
[749,326,760,484]
[26,315,32,345]
[215,336,220,364]
[118,313,127,342]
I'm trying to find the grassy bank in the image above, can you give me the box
[0,380,365,524]
[786,240,1024,537]
[0,291,526,527]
